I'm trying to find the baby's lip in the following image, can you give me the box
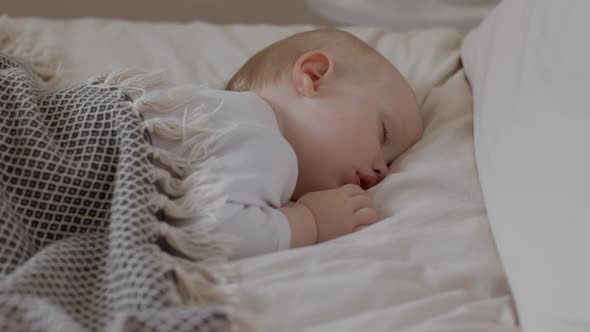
[358,172,379,190]
[351,173,361,187]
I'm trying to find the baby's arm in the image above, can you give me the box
[212,186,378,257]
[281,184,379,248]
[280,204,317,248]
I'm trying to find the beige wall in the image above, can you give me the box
[2,0,335,25]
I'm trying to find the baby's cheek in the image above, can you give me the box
[313,170,341,191]
[350,135,377,159]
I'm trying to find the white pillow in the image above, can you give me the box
[462,1,590,331]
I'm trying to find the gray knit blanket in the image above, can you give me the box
[0,51,238,332]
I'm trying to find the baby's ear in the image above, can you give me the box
[292,51,334,97]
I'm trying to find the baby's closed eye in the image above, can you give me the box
[381,120,389,144]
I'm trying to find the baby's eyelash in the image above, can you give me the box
[381,121,388,143]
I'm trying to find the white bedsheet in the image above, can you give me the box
[5,16,519,331]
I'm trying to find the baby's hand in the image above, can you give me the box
[297,184,379,243]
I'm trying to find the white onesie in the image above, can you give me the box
[142,88,298,259]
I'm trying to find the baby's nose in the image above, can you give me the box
[373,161,388,181]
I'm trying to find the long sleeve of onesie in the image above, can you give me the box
[141,88,298,259]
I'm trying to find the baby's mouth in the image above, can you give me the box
[351,174,361,187]
[358,172,379,190]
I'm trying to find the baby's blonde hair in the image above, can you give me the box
[225,29,389,92]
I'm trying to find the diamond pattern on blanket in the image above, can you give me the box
[0,53,230,332]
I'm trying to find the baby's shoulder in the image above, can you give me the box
[187,89,297,203]
[192,88,291,158]
[196,89,277,129]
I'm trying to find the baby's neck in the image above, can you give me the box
[253,87,290,138]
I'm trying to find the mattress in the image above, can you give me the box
[3,16,519,332]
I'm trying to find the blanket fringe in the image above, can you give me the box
[158,222,234,261]
[0,15,63,89]
[134,85,198,113]
[155,170,227,229]
[156,249,257,332]
[152,148,192,178]
[144,103,210,141]
[88,69,169,96]
[95,68,251,328]
[149,123,234,181]
[137,87,234,229]
[153,168,185,197]
[105,68,162,87]
[172,258,237,304]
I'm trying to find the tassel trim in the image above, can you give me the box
[0,15,63,90]
[93,68,253,329]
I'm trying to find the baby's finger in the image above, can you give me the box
[349,195,373,212]
[354,207,379,226]
[341,183,364,196]
[342,184,370,198]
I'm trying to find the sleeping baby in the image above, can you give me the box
[145,29,423,259]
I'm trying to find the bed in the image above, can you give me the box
[1,0,588,331]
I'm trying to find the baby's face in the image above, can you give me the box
[290,65,422,199]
